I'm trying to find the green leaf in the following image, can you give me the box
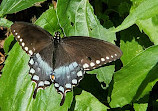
[57,0,116,43]
[110,45,158,108]
[133,103,148,111]
[120,26,152,65]
[136,15,158,45]
[115,0,158,32]
[88,65,115,89]
[35,7,60,35]
[3,35,14,54]
[0,18,13,27]
[0,0,46,17]
[0,43,31,111]
[129,0,158,45]
[75,91,109,111]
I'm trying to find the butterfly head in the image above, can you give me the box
[53,31,61,43]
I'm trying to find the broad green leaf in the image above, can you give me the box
[129,0,158,45]
[0,18,13,27]
[75,91,109,111]
[35,7,60,35]
[88,65,115,89]
[3,35,14,54]
[110,45,158,108]
[0,0,46,17]
[136,15,158,45]
[57,0,116,43]
[115,0,158,32]
[121,37,143,65]
[120,26,153,65]
[133,103,148,111]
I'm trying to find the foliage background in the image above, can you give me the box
[0,0,158,110]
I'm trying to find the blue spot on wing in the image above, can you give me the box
[53,62,83,86]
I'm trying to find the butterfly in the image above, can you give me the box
[11,22,122,106]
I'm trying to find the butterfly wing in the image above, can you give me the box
[62,36,122,70]
[53,36,122,105]
[11,22,54,97]
[11,22,52,56]
[29,44,54,98]
[53,43,84,105]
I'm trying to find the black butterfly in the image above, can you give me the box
[11,22,122,106]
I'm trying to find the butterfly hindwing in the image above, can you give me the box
[52,44,85,105]
[28,44,54,97]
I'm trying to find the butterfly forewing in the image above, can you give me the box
[11,22,52,56]
[62,36,122,70]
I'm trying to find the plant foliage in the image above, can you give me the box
[0,0,158,110]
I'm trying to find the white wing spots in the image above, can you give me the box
[29,50,33,55]
[22,42,25,47]
[25,47,28,51]
[17,35,20,38]
[36,53,40,58]
[77,71,82,77]
[29,59,34,65]
[13,30,15,32]
[59,86,64,93]
[15,33,18,35]
[96,60,100,64]
[33,47,36,51]
[90,62,95,67]
[106,56,109,60]
[44,81,50,85]
[115,54,117,56]
[72,79,77,84]
[101,58,105,62]
[54,83,59,87]
[65,83,72,89]
[38,81,44,87]
[111,55,113,58]
[83,63,89,68]
[32,75,39,81]
[30,68,35,74]
[20,38,23,42]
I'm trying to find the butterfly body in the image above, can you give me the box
[11,22,122,106]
